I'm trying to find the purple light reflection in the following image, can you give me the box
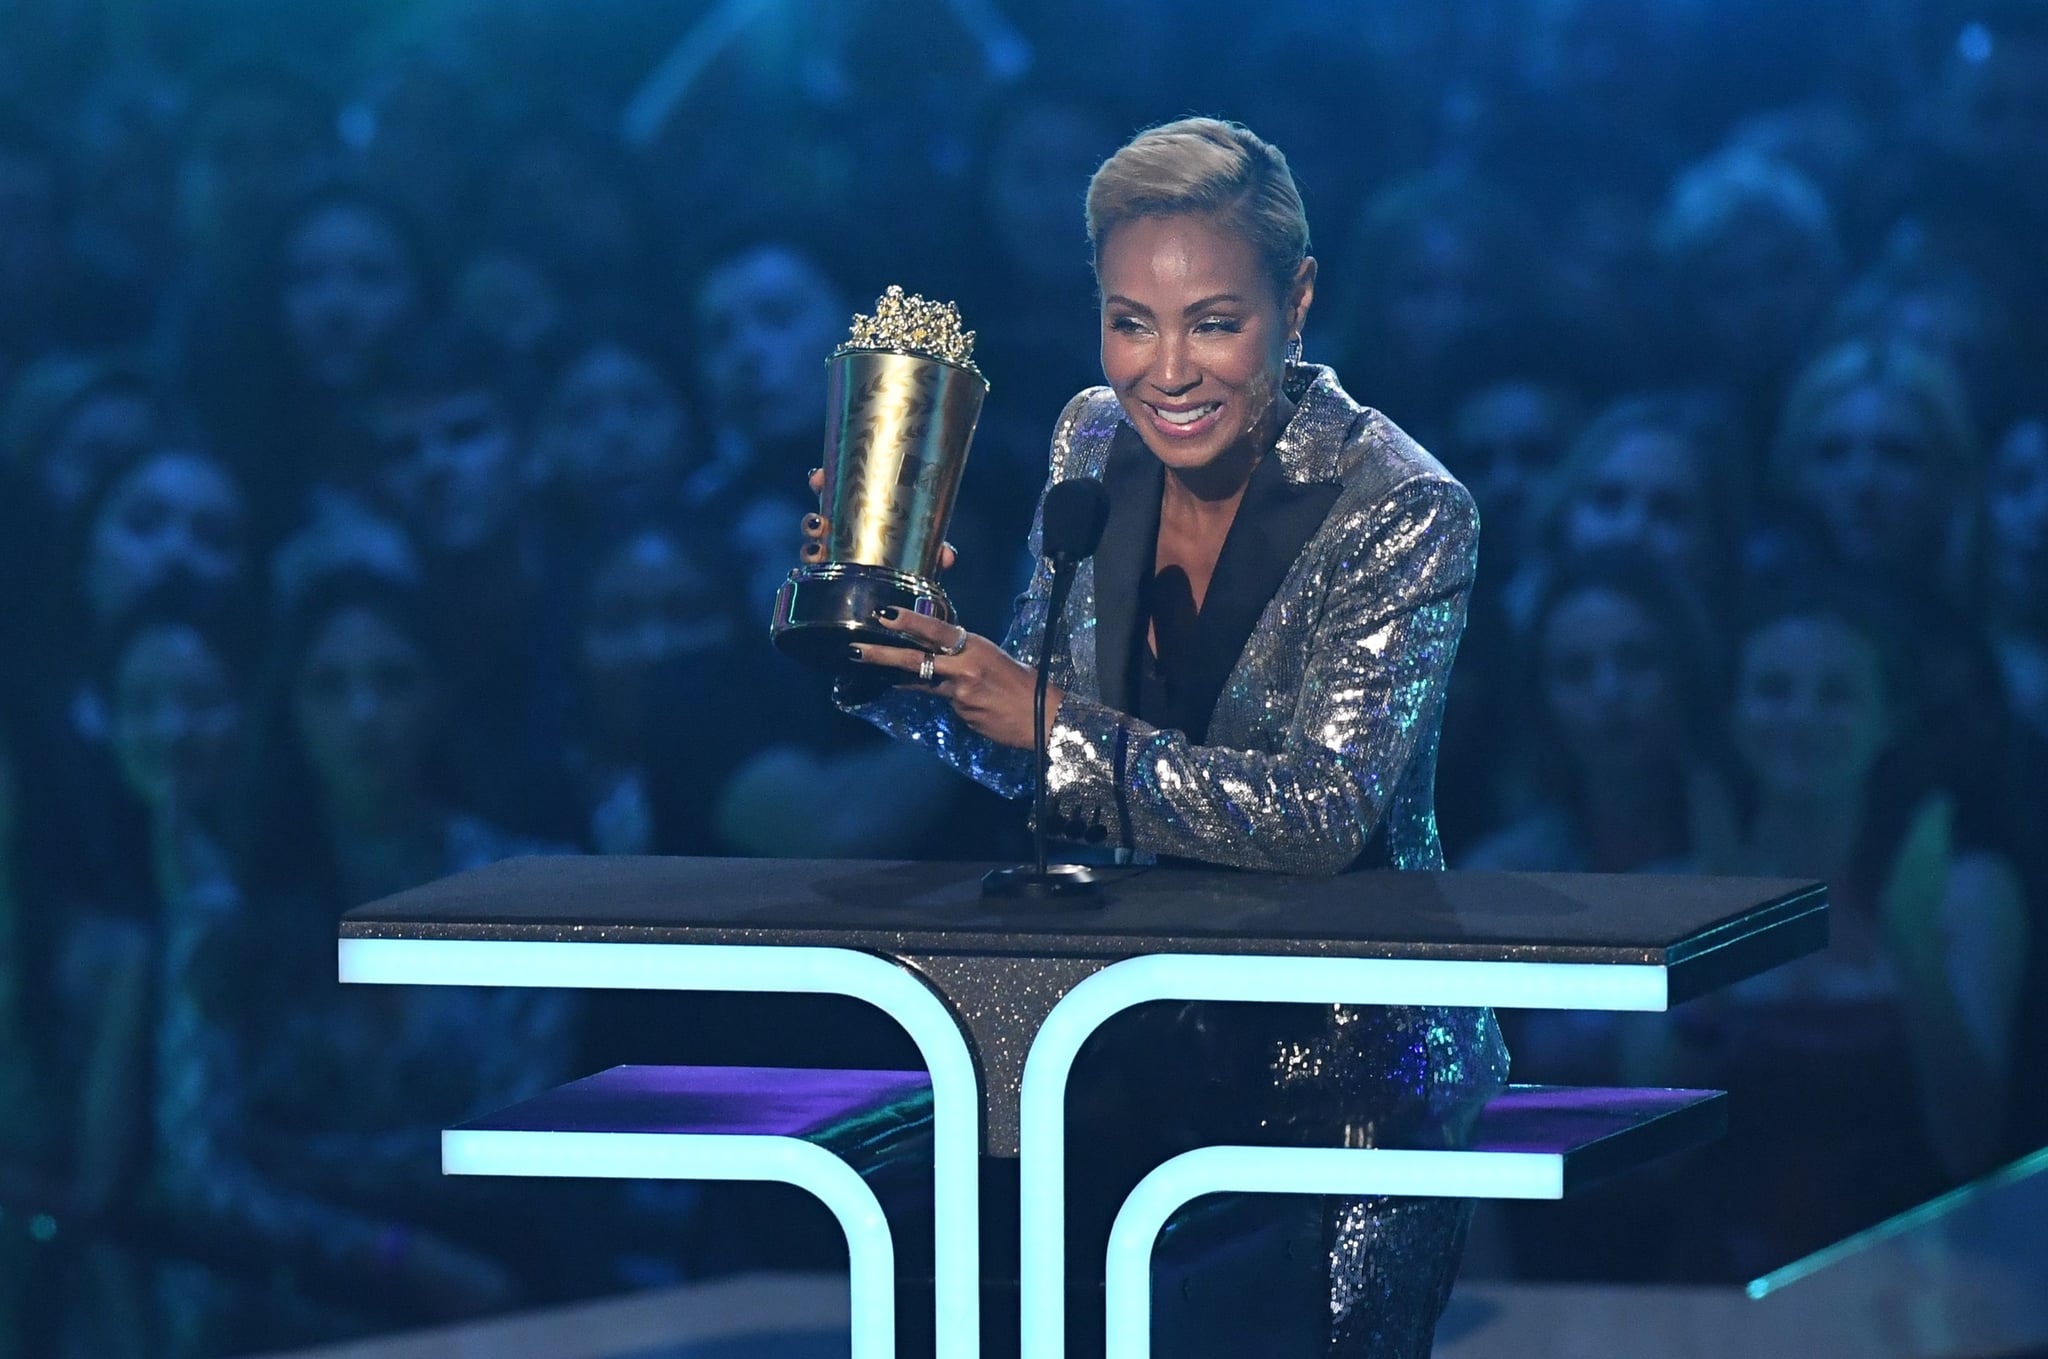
[462,1064,933,1139]
[1469,1084,1719,1156]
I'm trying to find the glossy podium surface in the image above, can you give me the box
[340,856,1826,1359]
[344,856,1824,1151]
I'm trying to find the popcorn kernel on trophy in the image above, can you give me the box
[770,286,988,669]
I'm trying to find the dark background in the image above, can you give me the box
[1,0,2046,1352]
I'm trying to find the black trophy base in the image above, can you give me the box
[771,562,953,670]
[980,861,1104,901]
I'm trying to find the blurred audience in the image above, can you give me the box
[1,0,2045,1348]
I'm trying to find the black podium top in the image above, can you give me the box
[343,855,1825,1154]
[342,855,1822,1003]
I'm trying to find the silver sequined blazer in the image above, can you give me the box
[855,362,1477,877]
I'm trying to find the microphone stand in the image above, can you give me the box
[981,552,1103,900]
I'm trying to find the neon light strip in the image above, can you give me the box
[339,938,979,1358]
[1105,1143,1565,1355]
[1017,953,1667,1359]
[1745,1141,2048,1300]
[445,1128,894,1359]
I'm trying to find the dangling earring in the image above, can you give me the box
[1286,332,1304,366]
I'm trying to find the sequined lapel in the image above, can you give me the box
[1271,364,1359,484]
[1090,421,1162,714]
[1184,450,1343,742]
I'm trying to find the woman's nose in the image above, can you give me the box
[1150,336,1197,395]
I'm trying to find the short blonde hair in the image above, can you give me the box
[1772,338,1979,491]
[1085,117,1309,299]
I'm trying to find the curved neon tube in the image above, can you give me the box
[446,1129,893,1359]
[1104,1143,1568,1355]
[340,937,980,1358]
[1016,952,1666,1359]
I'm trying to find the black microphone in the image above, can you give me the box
[983,477,1111,901]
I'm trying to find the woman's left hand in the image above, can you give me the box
[853,608,1055,750]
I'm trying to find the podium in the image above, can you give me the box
[340,857,1825,1358]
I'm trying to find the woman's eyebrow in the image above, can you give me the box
[1181,292,1244,314]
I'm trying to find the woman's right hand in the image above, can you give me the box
[798,469,957,571]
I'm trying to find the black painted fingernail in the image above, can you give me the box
[876,606,901,621]
[808,467,823,479]
[803,513,823,531]
[847,644,864,661]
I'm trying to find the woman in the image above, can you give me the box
[807,117,1504,1356]
[230,570,585,1330]
[1514,392,1747,629]
[1640,588,2028,1278]
[1769,338,1980,594]
[1462,548,1720,878]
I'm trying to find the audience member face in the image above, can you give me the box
[538,343,688,513]
[281,202,421,393]
[1732,615,1892,803]
[1563,429,1711,583]
[84,452,246,627]
[1097,212,1303,476]
[377,386,520,553]
[111,623,241,814]
[292,605,437,807]
[697,246,844,447]
[1538,586,1679,781]
[1792,382,1945,571]
[1989,418,2048,610]
[580,531,729,740]
[42,386,159,512]
[1451,381,1574,558]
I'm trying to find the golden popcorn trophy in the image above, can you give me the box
[771,286,987,669]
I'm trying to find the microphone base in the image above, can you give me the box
[979,862,1104,901]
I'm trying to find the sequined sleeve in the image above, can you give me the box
[837,391,1103,797]
[1044,476,1477,875]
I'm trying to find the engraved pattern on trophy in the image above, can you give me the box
[772,288,989,668]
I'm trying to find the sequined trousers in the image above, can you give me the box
[1071,1000,1509,1357]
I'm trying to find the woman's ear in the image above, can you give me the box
[1289,256,1319,336]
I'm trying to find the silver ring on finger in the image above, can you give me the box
[918,653,938,684]
[938,627,970,657]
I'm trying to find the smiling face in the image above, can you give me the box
[1097,213,1312,477]
[112,622,241,813]
[1538,586,1680,779]
[85,452,247,627]
[1564,429,1711,582]
[1795,383,1946,570]
[1732,615,1893,802]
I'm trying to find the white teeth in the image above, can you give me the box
[1154,403,1219,426]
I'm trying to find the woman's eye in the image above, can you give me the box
[1194,316,1241,334]
[1109,316,1146,334]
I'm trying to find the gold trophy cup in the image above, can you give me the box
[771,286,987,668]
